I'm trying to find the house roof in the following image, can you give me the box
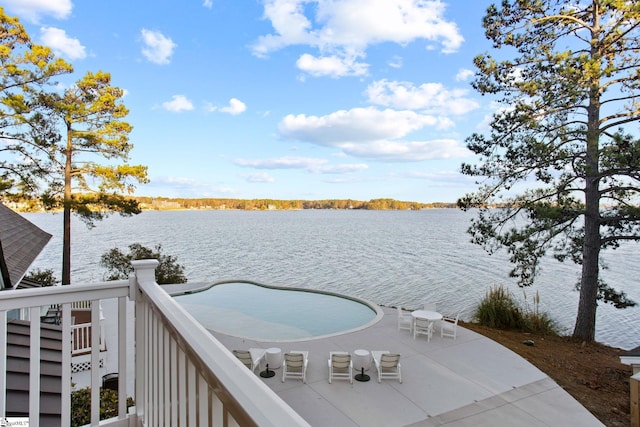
[625,346,640,357]
[0,203,52,289]
[619,345,640,366]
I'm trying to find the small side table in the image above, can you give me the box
[353,349,371,382]
[260,347,282,378]
[265,347,282,369]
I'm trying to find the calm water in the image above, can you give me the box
[23,209,640,349]
[173,281,378,341]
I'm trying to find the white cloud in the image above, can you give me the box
[277,106,469,162]
[312,163,368,174]
[202,0,213,8]
[365,79,479,115]
[235,156,368,174]
[162,95,194,112]
[279,107,446,145]
[251,1,316,57]
[3,0,72,23]
[236,156,328,169]
[140,29,176,65]
[401,169,475,187]
[39,27,86,60]
[296,53,368,78]
[338,138,470,161]
[244,172,275,183]
[143,176,235,197]
[387,55,403,69]
[455,68,474,81]
[252,0,464,77]
[220,98,247,115]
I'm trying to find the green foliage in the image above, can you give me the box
[474,285,558,335]
[0,9,149,285]
[40,70,149,284]
[100,243,187,284]
[39,70,149,227]
[474,285,524,330]
[0,7,73,199]
[459,1,640,341]
[71,386,134,427]
[25,268,59,286]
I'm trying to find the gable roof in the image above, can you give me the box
[0,203,52,289]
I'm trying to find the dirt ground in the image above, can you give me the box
[462,322,632,427]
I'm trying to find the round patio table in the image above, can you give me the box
[410,310,443,322]
[411,310,443,334]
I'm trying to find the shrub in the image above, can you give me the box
[520,289,558,335]
[474,285,524,329]
[71,387,134,427]
[100,243,187,284]
[25,268,59,286]
[474,285,559,335]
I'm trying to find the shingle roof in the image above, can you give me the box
[623,345,640,357]
[0,203,52,289]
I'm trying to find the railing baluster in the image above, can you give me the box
[134,284,146,425]
[61,303,71,427]
[164,326,171,426]
[158,316,165,427]
[198,373,208,426]
[212,390,223,426]
[29,306,41,427]
[179,346,187,425]
[188,359,196,427]
[117,296,127,420]
[90,301,100,425]
[171,336,178,427]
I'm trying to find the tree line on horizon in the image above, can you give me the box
[131,197,456,211]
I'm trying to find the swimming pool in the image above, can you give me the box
[172,280,381,341]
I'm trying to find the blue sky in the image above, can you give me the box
[6,0,498,203]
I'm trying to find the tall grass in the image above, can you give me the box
[474,285,524,329]
[474,285,557,334]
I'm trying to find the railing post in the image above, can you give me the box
[131,259,159,287]
[131,259,158,426]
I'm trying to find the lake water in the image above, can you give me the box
[22,209,640,350]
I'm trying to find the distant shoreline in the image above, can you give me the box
[10,197,459,213]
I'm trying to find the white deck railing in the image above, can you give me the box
[71,322,107,355]
[0,259,310,427]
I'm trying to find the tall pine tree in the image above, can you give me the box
[459,0,640,341]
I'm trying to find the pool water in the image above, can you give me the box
[173,281,379,341]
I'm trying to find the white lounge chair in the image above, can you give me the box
[371,351,402,383]
[328,352,353,384]
[413,318,433,341]
[441,312,460,339]
[232,348,265,373]
[282,351,309,383]
[397,306,412,332]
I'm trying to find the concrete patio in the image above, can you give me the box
[210,306,604,427]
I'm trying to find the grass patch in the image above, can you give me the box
[474,285,558,335]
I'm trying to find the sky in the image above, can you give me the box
[5,0,499,203]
